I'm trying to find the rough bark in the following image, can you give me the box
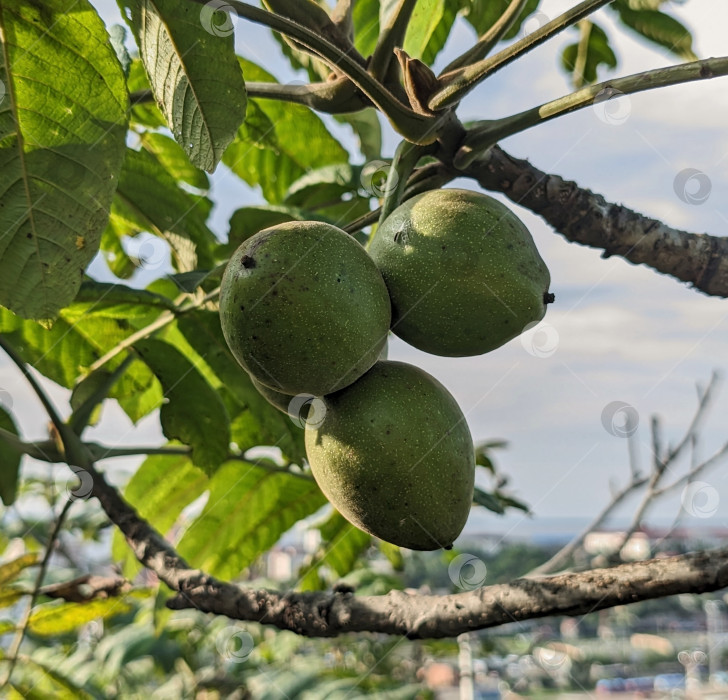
[87,464,728,639]
[464,146,728,297]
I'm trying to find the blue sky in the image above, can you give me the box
[2,1,727,537]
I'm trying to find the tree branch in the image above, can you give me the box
[185,0,442,144]
[441,0,530,74]
[462,146,728,297]
[1,499,74,688]
[39,574,132,603]
[330,0,354,39]
[454,57,728,167]
[81,456,728,639]
[430,0,615,110]
[529,470,648,576]
[166,546,728,638]
[369,0,418,82]
[133,79,369,114]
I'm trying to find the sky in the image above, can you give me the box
[2,1,728,538]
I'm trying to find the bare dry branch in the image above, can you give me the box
[39,575,132,603]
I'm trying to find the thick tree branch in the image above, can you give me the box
[83,459,728,639]
[463,146,728,297]
[166,547,728,639]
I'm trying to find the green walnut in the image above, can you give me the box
[250,375,300,416]
[220,221,391,396]
[305,360,475,550]
[368,188,552,357]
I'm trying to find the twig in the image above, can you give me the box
[530,471,648,576]
[0,337,89,467]
[185,0,440,144]
[441,0,530,73]
[0,337,66,436]
[533,373,722,574]
[616,373,720,553]
[369,0,418,81]
[653,441,728,500]
[133,77,368,113]
[85,287,220,376]
[571,19,593,88]
[39,575,131,603]
[331,0,354,39]
[454,56,728,168]
[0,499,74,689]
[430,0,615,110]
[377,140,432,226]
[69,355,134,434]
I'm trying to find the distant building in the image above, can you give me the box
[584,531,650,560]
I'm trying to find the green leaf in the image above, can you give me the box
[352,0,380,58]
[0,0,128,320]
[237,99,277,148]
[0,553,38,585]
[222,205,307,256]
[121,0,247,172]
[0,298,163,422]
[134,339,230,474]
[284,163,360,208]
[113,147,217,272]
[9,656,93,700]
[140,132,210,190]
[128,58,166,128]
[165,268,223,294]
[562,22,618,86]
[612,2,697,61]
[100,218,138,280]
[109,24,132,77]
[223,59,348,204]
[175,310,306,464]
[403,0,445,60]
[0,407,21,505]
[473,487,530,515]
[378,540,404,571]
[111,453,208,576]
[0,586,25,609]
[283,164,374,228]
[334,109,383,161]
[298,511,371,591]
[72,281,177,316]
[28,598,133,636]
[497,493,531,513]
[178,460,326,580]
[473,487,505,514]
[402,0,463,65]
[464,0,540,40]
[69,370,110,430]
